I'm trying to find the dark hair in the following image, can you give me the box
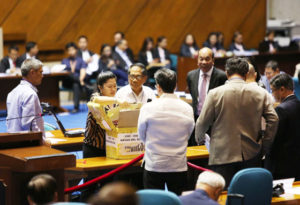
[265,60,279,72]
[128,63,147,76]
[27,174,57,205]
[78,35,88,41]
[97,71,116,87]
[26,41,37,52]
[266,30,275,37]
[65,42,78,50]
[154,68,176,93]
[116,39,125,46]
[232,31,242,42]
[157,36,166,45]
[206,32,217,44]
[184,33,198,47]
[225,57,249,77]
[270,73,294,91]
[100,44,112,63]
[8,45,19,52]
[140,37,154,53]
[115,31,125,39]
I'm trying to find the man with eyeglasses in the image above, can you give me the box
[116,63,156,103]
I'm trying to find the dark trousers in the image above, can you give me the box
[63,73,84,109]
[83,144,106,158]
[210,152,262,189]
[143,170,187,195]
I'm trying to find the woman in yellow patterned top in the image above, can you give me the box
[83,71,117,157]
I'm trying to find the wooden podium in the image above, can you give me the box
[0,132,76,205]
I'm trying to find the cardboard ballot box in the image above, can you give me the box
[87,98,144,159]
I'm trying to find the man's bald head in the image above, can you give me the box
[198,47,214,73]
[246,63,257,83]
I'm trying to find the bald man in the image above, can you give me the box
[187,47,227,145]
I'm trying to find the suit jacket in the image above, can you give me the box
[228,43,247,51]
[180,189,219,205]
[16,53,39,68]
[258,40,279,53]
[77,50,94,59]
[186,67,227,117]
[180,43,199,57]
[268,95,300,179]
[152,47,171,63]
[0,56,11,73]
[195,79,278,165]
[138,49,156,66]
[112,51,134,70]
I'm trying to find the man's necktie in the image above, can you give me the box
[197,73,207,115]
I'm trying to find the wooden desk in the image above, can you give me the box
[218,181,300,205]
[177,51,300,91]
[0,72,69,112]
[45,130,84,152]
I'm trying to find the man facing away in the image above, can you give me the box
[266,74,300,180]
[180,171,225,205]
[6,58,44,134]
[195,57,278,186]
[138,68,195,195]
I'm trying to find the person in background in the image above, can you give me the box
[84,71,117,158]
[6,59,44,134]
[77,35,99,82]
[89,182,138,205]
[138,37,159,67]
[116,63,155,104]
[0,45,19,74]
[259,30,279,54]
[16,41,39,67]
[228,31,247,52]
[180,171,225,205]
[113,31,135,61]
[62,42,87,113]
[195,57,278,186]
[138,68,194,195]
[266,74,300,180]
[153,36,172,68]
[98,44,128,86]
[27,174,58,205]
[203,32,226,56]
[261,60,281,93]
[216,32,225,50]
[113,39,134,74]
[180,33,199,58]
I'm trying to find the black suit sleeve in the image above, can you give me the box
[0,58,8,73]
[138,52,148,66]
[270,106,286,157]
[180,44,191,57]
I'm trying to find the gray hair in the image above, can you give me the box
[21,58,43,77]
[196,171,225,189]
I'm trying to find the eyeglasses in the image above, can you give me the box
[129,75,143,80]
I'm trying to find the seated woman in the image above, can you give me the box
[228,31,247,52]
[138,37,159,67]
[202,32,225,56]
[153,36,172,68]
[62,42,87,113]
[216,31,225,50]
[180,34,199,58]
[83,71,117,158]
[98,44,128,86]
[258,30,279,53]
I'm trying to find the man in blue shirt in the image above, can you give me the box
[180,171,225,205]
[6,58,44,135]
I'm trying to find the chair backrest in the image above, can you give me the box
[226,168,273,205]
[293,77,300,100]
[137,189,182,205]
[169,54,178,71]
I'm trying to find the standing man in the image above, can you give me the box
[0,45,19,73]
[6,58,44,134]
[138,68,195,195]
[187,47,227,145]
[195,57,278,186]
[116,63,156,104]
[267,74,300,180]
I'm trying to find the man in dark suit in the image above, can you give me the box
[267,73,300,180]
[112,39,134,71]
[180,171,225,205]
[16,41,39,68]
[0,45,19,73]
[187,47,227,119]
[112,31,135,61]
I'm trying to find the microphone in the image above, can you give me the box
[0,113,44,122]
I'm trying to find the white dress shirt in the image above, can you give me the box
[146,51,153,63]
[138,93,195,172]
[26,53,36,59]
[158,47,166,62]
[198,67,213,101]
[82,50,91,62]
[115,47,132,70]
[6,80,44,135]
[116,85,156,104]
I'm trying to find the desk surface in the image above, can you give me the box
[218,181,300,205]
[67,146,209,172]
[45,130,84,148]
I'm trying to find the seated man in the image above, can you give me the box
[16,41,39,67]
[113,31,135,61]
[116,63,156,104]
[180,171,225,205]
[62,42,87,113]
[113,39,134,71]
[261,60,281,93]
[6,58,44,134]
[27,174,58,205]
[89,182,138,205]
[0,45,19,74]
[138,68,195,195]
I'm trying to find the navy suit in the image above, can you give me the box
[180,189,219,205]
[266,95,300,179]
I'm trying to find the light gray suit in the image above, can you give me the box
[195,79,278,166]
